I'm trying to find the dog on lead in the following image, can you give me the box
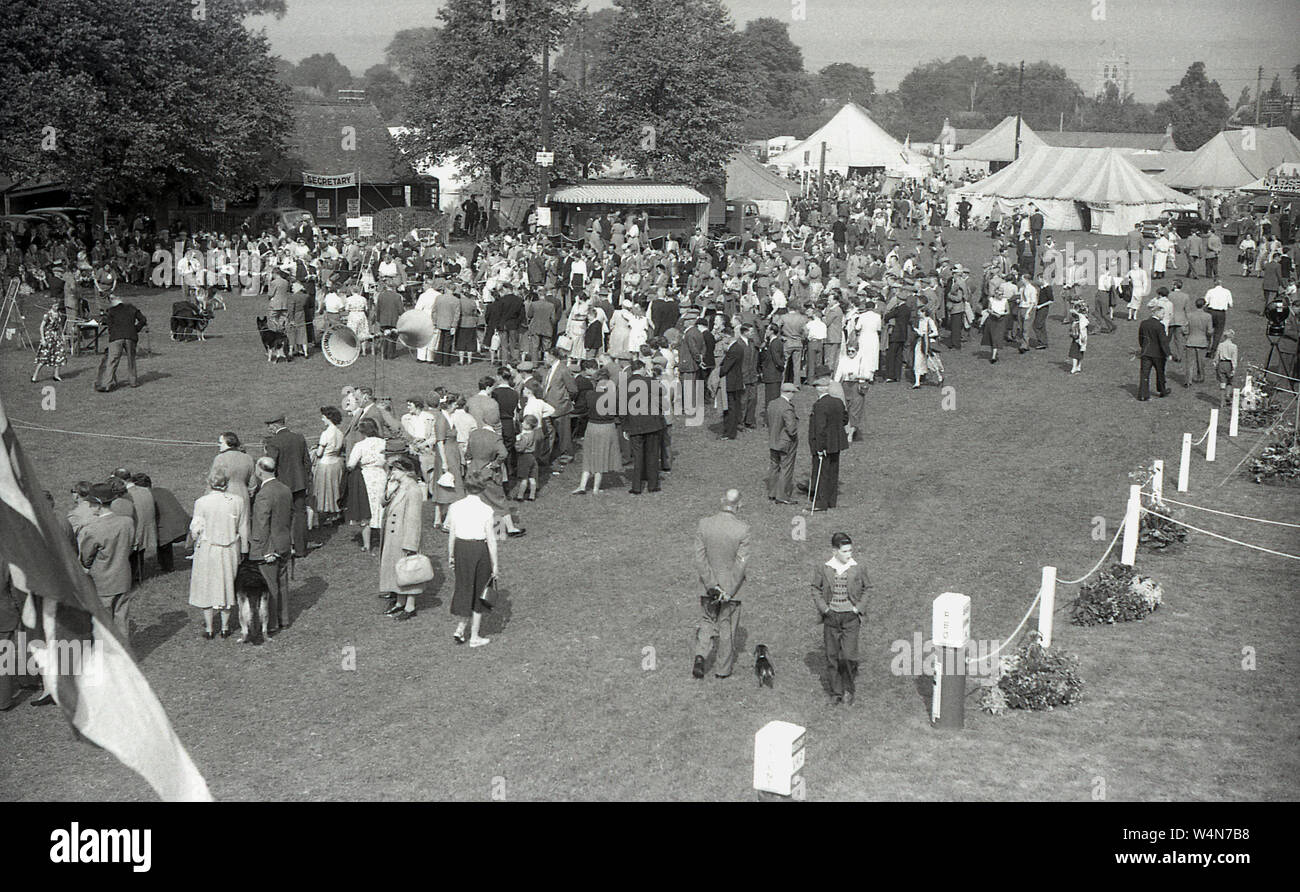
[754,644,775,688]
[256,316,290,362]
[234,559,272,644]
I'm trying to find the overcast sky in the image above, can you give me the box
[252,0,1297,104]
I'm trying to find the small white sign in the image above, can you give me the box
[753,720,806,796]
[932,592,970,649]
[346,216,374,236]
[535,206,552,227]
[535,151,554,167]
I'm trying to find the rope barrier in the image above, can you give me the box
[1142,510,1300,561]
[1194,423,1212,446]
[1057,515,1127,586]
[1139,492,1300,528]
[965,587,1042,666]
[1249,364,1300,383]
[10,419,218,446]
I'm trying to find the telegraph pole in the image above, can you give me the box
[1014,60,1025,160]
[537,9,553,235]
[1255,65,1263,125]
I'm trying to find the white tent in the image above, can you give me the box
[948,115,1047,163]
[950,146,1195,235]
[1158,127,1300,191]
[769,102,923,175]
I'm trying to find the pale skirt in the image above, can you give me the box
[189,540,239,609]
[314,457,344,512]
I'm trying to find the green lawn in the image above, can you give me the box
[2,228,1297,801]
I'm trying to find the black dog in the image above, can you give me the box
[256,316,289,362]
[234,559,271,644]
[754,644,775,688]
[170,300,212,341]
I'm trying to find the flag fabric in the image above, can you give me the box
[0,395,212,801]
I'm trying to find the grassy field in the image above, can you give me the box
[1,228,1297,801]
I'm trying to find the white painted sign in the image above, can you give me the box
[535,151,554,167]
[753,720,806,796]
[932,592,970,649]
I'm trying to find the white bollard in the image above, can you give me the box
[1229,389,1240,437]
[1151,460,1164,503]
[1206,408,1219,462]
[1038,566,1057,648]
[1178,433,1192,493]
[753,721,806,797]
[1121,484,1141,566]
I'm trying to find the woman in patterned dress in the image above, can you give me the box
[31,304,67,383]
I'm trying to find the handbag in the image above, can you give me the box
[395,553,435,587]
[436,470,455,488]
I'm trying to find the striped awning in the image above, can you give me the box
[548,184,709,205]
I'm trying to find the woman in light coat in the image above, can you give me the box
[379,456,426,621]
[188,469,247,640]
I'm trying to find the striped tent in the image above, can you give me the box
[950,146,1195,235]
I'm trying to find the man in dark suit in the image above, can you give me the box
[680,317,707,384]
[650,291,679,337]
[883,298,912,383]
[375,285,404,360]
[1137,310,1172,401]
[262,412,312,557]
[718,328,745,440]
[766,383,799,503]
[494,289,526,363]
[739,323,761,429]
[759,325,784,425]
[807,376,850,511]
[692,489,751,679]
[621,361,666,494]
[492,368,522,477]
[249,456,294,633]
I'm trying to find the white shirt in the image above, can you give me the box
[445,494,495,541]
[1204,285,1233,311]
[805,318,827,339]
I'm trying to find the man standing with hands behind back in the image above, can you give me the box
[692,489,750,680]
[765,382,799,504]
[249,456,293,635]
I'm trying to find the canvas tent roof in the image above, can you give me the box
[549,183,708,205]
[769,102,921,172]
[725,152,795,201]
[958,146,1192,206]
[1157,127,1300,190]
[949,116,1046,162]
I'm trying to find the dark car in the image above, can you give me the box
[1137,209,1213,239]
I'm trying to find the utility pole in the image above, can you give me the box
[1255,65,1263,125]
[818,141,827,205]
[537,10,552,236]
[1014,60,1024,160]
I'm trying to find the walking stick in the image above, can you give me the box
[809,452,824,511]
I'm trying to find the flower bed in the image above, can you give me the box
[1238,379,1285,429]
[1248,424,1300,486]
[1070,562,1163,626]
[1137,499,1188,551]
[978,633,1084,715]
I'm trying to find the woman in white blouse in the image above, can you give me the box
[346,418,387,552]
[445,473,500,647]
[912,308,940,388]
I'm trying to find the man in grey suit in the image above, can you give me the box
[542,346,579,463]
[765,383,799,503]
[692,489,751,679]
[526,292,556,360]
[249,456,294,634]
[739,323,761,429]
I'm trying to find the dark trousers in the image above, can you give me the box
[1093,296,1116,332]
[1208,308,1227,353]
[129,549,146,586]
[884,340,905,381]
[95,338,137,389]
[811,451,840,509]
[530,332,552,360]
[291,490,308,556]
[1205,256,1218,278]
[258,555,291,629]
[1138,356,1167,399]
[761,381,781,424]
[742,384,758,427]
[380,327,398,359]
[947,312,964,349]
[628,431,662,492]
[501,329,521,363]
[723,390,743,438]
[1030,308,1049,347]
[436,329,455,364]
[660,424,672,471]
[823,609,861,696]
[767,448,795,500]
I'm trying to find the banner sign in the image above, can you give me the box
[302,172,357,188]
[1263,165,1300,193]
[346,216,374,236]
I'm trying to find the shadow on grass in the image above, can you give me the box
[133,609,189,662]
[479,583,512,636]
[288,575,328,625]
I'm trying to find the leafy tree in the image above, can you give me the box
[975,61,1083,131]
[735,17,817,134]
[594,0,746,183]
[554,7,618,92]
[385,27,440,82]
[1076,82,1162,134]
[879,56,998,140]
[1155,62,1230,150]
[361,65,406,122]
[0,0,291,214]
[817,63,876,108]
[403,0,593,219]
[292,52,354,99]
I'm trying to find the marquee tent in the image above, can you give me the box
[769,102,923,175]
[1157,126,1300,191]
[950,146,1195,235]
[949,115,1047,164]
[725,152,795,221]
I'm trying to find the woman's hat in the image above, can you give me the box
[88,483,115,505]
[384,438,409,456]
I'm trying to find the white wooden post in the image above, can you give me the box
[1229,389,1240,437]
[1151,460,1164,503]
[1121,484,1141,567]
[1177,433,1192,492]
[1206,408,1219,462]
[1038,566,1057,648]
